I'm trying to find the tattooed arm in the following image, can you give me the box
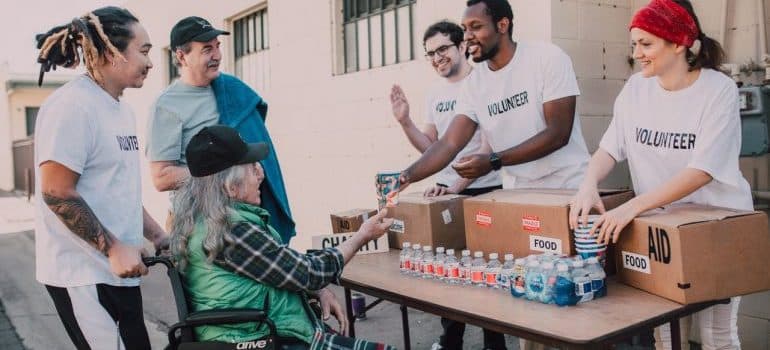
[39,161,148,278]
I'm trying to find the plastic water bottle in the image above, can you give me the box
[459,250,473,285]
[524,260,543,301]
[444,249,461,284]
[572,259,593,303]
[539,262,556,304]
[434,247,447,281]
[485,253,502,289]
[510,258,527,298]
[471,251,487,287]
[421,246,434,279]
[497,254,515,291]
[554,263,576,306]
[399,242,412,274]
[410,244,422,276]
[586,257,607,298]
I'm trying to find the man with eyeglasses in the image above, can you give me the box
[390,20,504,350]
[390,20,501,198]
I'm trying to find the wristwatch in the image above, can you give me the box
[489,152,502,171]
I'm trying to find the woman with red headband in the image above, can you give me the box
[569,0,749,349]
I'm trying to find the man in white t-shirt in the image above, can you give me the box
[390,20,504,350]
[390,20,501,197]
[399,0,590,193]
[34,7,167,349]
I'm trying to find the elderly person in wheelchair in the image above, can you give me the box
[169,125,395,350]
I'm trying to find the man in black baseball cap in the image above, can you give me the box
[169,16,230,50]
[186,125,269,177]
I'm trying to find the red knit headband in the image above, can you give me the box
[630,0,699,47]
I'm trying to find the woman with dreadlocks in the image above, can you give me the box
[34,6,166,350]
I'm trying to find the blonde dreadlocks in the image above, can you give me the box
[36,6,137,86]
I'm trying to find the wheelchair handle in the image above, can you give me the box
[142,256,174,270]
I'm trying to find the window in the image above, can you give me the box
[233,7,270,92]
[25,107,39,137]
[234,8,269,59]
[342,0,416,73]
[167,48,180,84]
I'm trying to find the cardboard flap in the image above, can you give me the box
[464,188,631,207]
[636,203,758,227]
[398,192,467,204]
[333,208,376,218]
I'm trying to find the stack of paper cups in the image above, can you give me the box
[573,215,607,267]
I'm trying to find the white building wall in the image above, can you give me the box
[0,66,12,190]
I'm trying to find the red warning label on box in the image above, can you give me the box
[476,211,492,227]
[522,215,540,232]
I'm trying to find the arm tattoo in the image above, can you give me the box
[43,193,116,256]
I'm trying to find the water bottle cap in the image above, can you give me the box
[412,244,421,249]
[586,257,599,264]
[542,262,554,269]
[436,247,445,253]
[402,242,411,248]
[461,250,471,256]
[446,249,455,255]
[423,246,432,252]
[528,260,540,267]
[489,253,498,259]
[556,263,569,272]
[473,251,484,258]
[504,254,514,261]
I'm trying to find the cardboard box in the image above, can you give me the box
[463,189,633,258]
[312,232,389,255]
[330,208,378,233]
[615,204,770,304]
[385,192,468,250]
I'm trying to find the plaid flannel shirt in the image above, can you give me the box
[212,209,395,349]
[215,220,343,293]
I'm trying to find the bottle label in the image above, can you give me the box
[435,264,445,277]
[424,264,434,274]
[471,271,484,283]
[448,267,460,278]
[513,274,526,293]
[591,278,604,291]
[414,261,422,273]
[461,267,470,280]
[486,272,498,286]
[404,260,411,270]
[497,274,509,287]
[575,280,592,296]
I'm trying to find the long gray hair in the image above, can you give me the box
[170,163,252,272]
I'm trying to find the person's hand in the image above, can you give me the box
[152,233,170,254]
[451,154,492,179]
[591,201,641,245]
[568,184,605,231]
[318,288,348,336]
[108,241,149,278]
[398,171,411,193]
[390,85,410,125]
[357,209,394,241]
[424,185,453,197]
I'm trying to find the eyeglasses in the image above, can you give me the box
[424,44,456,60]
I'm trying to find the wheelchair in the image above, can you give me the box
[143,256,279,350]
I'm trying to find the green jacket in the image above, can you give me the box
[182,204,316,343]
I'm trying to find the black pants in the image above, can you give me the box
[46,284,150,350]
[438,184,506,350]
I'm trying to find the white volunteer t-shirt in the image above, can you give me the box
[34,75,143,287]
[425,78,501,189]
[456,41,590,189]
[600,69,752,211]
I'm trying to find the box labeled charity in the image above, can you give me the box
[614,203,770,304]
[385,192,468,250]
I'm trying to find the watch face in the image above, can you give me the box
[490,153,502,170]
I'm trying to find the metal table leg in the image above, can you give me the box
[400,304,411,350]
[670,318,681,350]
[344,287,355,337]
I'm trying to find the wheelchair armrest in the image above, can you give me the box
[167,308,277,347]
[185,309,271,327]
